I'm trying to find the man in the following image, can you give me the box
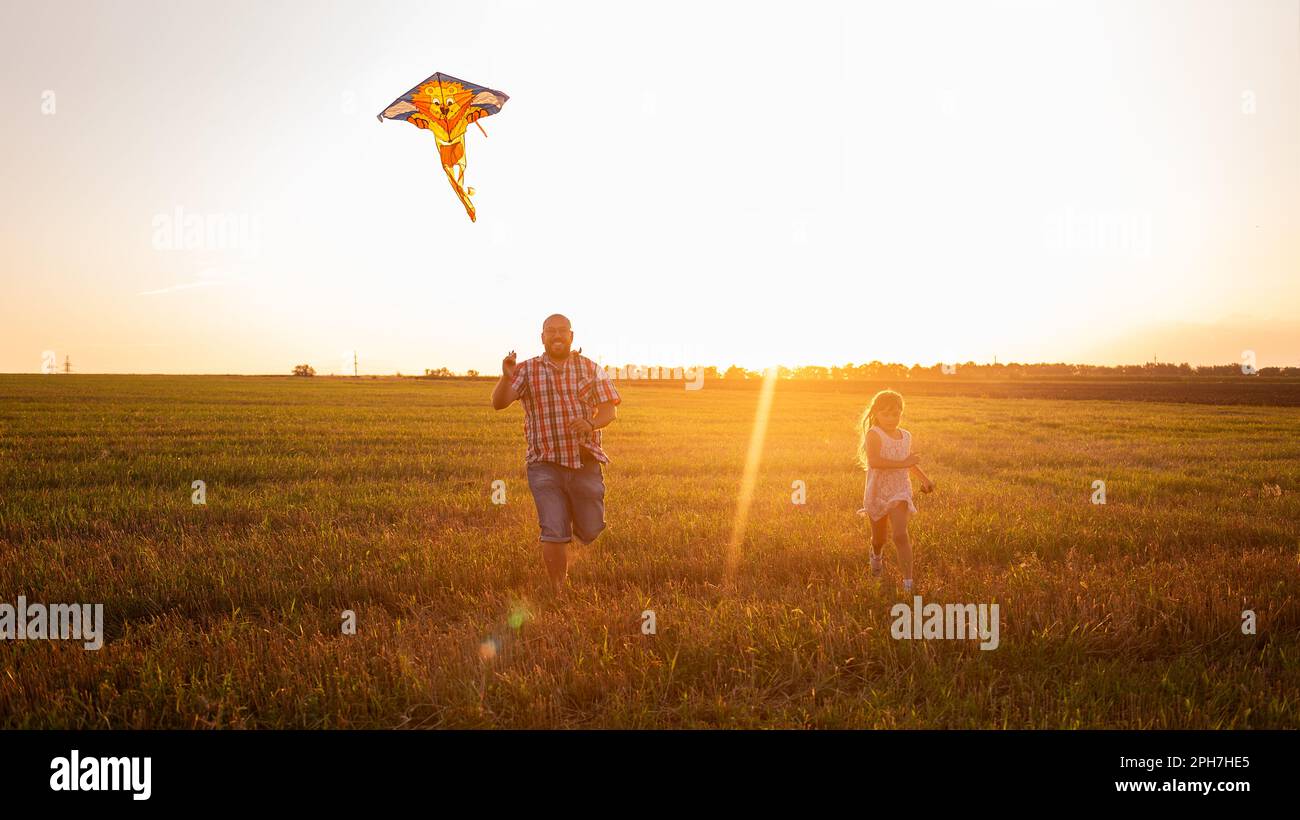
[492,314,621,592]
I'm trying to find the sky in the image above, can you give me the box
[1,0,1297,374]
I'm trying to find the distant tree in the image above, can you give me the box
[466,369,480,378]
[292,364,315,377]
[723,364,747,380]
[794,365,830,379]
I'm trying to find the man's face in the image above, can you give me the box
[542,319,573,359]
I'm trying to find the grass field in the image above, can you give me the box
[1,374,1298,728]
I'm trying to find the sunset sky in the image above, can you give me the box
[2,0,1297,374]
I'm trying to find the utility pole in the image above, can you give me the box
[353,351,358,377]
[64,355,71,374]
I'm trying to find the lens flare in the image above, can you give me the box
[723,365,779,583]
[508,603,529,630]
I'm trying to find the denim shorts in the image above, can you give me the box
[525,450,607,543]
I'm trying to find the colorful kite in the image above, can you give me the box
[377,71,509,222]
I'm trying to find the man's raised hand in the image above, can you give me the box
[492,351,520,410]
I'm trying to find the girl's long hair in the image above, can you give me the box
[857,389,905,469]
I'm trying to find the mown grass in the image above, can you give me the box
[0,374,1297,728]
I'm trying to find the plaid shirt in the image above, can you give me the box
[510,353,622,468]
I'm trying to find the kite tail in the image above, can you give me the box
[442,164,476,222]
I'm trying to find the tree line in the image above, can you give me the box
[402,361,1300,380]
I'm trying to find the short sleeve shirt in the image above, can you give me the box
[510,353,621,468]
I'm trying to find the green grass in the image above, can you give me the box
[1,374,1297,728]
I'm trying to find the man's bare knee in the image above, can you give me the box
[575,524,604,545]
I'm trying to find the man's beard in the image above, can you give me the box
[547,340,571,358]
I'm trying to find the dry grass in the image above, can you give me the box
[0,374,1297,728]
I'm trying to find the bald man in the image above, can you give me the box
[492,314,621,592]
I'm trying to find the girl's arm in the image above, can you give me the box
[866,428,920,469]
[910,464,935,491]
[907,432,934,490]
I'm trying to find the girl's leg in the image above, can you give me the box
[870,514,889,558]
[887,502,914,585]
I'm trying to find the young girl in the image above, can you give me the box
[857,390,934,593]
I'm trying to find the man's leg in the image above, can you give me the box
[541,539,569,591]
[527,463,575,592]
[542,459,600,593]
[569,453,608,547]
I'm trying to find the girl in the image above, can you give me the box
[857,390,934,593]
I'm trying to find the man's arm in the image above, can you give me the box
[561,400,616,439]
[491,351,519,410]
[591,400,617,429]
[565,400,617,437]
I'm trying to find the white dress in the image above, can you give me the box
[859,425,917,521]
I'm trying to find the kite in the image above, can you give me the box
[377,71,509,222]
